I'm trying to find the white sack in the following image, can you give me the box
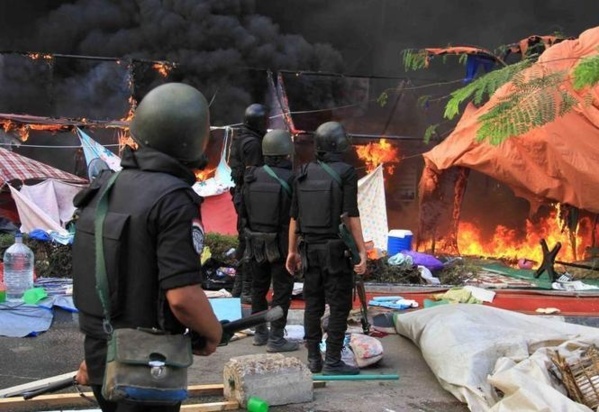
[394,304,599,412]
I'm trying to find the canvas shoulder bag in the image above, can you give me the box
[94,171,192,405]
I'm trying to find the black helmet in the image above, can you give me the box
[262,129,293,156]
[314,121,350,153]
[243,104,268,135]
[130,83,210,169]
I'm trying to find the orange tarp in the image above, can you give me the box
[422,26,599,214]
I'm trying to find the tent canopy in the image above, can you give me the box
[0,147,87,187]
[422,26,599,214]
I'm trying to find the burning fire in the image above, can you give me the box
[457,207,587,264]
[153,62,175,77]
[355,138,399,174]
[1,120,64,142]
[195,168,215,182]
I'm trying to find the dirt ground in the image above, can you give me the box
[0,308,469,412]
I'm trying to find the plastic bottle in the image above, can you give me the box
[3,232,34,302]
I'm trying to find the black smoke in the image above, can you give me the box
[0,0,345,126]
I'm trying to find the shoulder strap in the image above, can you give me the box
[263,164,292,196]
[317,160,342,187]
[94,171,120,332]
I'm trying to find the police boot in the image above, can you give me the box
[266,326,299,353]
[322,348,360,375]
[231,271,242,298]
[306,341,323,373]
[253,324,268,346]
[240,273,252,305]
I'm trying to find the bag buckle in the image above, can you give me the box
[148,360,167,380]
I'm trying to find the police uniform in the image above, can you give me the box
[290,156,360,369]
[241,158,296,350]
[229,125,265,302]
[72,145,205,412]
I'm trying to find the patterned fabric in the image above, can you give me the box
[77,128,122,172]
[357,164,388,250]
[0,147,87,186]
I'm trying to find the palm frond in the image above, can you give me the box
[573,53,599,90]
[444,59,534,120]
[476,70,575,144]
[402,49,429,71]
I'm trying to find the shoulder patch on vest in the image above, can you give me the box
[191,218,205,255]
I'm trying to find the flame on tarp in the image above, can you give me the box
[2,120,65,142]
[456,206,587,263]
[195,168,215,182]
[355,138,399,174]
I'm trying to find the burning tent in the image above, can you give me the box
[418,26,599,257]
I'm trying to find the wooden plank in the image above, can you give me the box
[0,371,77,398]
[0,382,324,409]
[181,401,239,411]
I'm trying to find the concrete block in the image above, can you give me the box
[223,353,313,407]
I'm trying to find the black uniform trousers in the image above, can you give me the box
[249,259,294,330]
[302,242,353,354]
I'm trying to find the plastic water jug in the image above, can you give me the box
[3,232,34,302]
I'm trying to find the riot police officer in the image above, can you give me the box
[229,103,269,304]
[286,121,367,375]
[241,129,298,352]
[72,83,223,411]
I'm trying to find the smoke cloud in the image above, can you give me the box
[0,0,344,126]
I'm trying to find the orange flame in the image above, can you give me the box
[153,62,174,78]
[1,121,63,142]
[355,138,399,174]
[195,168,216,182]
[27,53,52,61]
[456,207,585,264]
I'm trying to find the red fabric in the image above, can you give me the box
[200,192,238,235]
[0,147,87,186]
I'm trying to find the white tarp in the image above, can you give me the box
[193,127,235,198]
[9,179,85,235]
[357,164,388,250]
[394,304,599,412]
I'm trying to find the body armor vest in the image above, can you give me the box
[72,169,192,330]
[230,128,262,187]
[296,161,349,236]
[243,166,292,233]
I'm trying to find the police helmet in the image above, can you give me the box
[243,104,268,135]
[262,129,293,156]
[314,121,350,154]
[130,83,210,169]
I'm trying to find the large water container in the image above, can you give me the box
[387,229,413,256]
[3,232,34,302]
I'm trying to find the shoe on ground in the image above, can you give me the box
[322,360,360,375]
[266,338,299,353]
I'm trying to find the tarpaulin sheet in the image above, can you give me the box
[357,164,388,249]
[201,191,237,235]
[394,304,599,411]
[0,147,87,187]
[422,26,599,214]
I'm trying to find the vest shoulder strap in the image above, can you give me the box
[263,165,292,196]
[317,160,342,187]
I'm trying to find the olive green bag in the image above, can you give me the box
[95,172,192,405]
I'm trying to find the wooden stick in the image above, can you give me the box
[0,382,326,409]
